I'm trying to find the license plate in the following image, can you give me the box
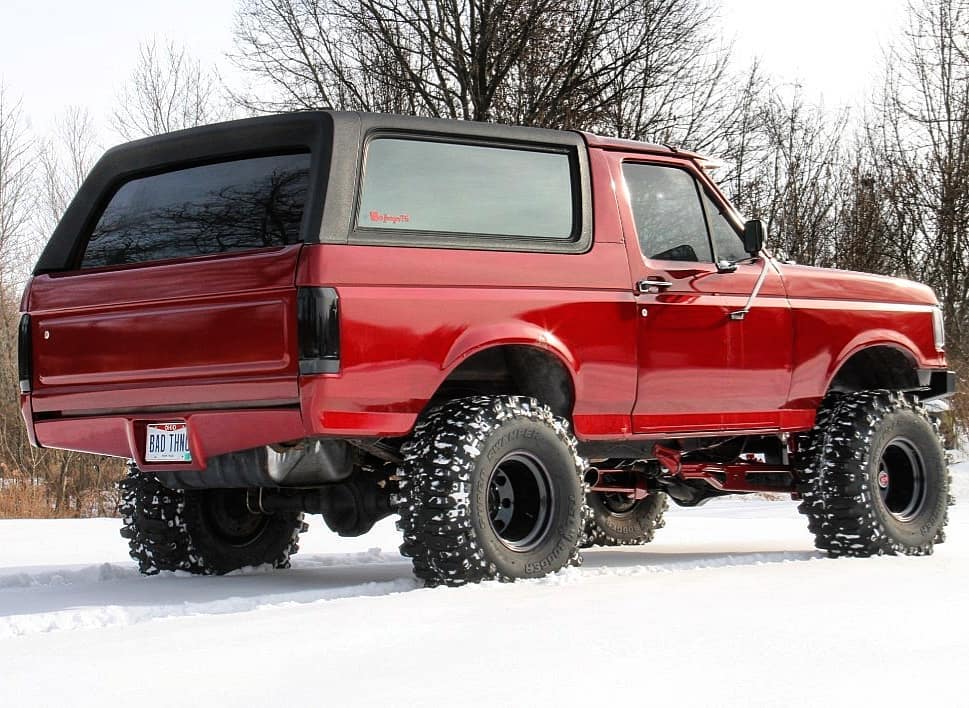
[145,423,192,462]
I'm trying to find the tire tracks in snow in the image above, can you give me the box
[0,549,413,639]
[0,547,823,639]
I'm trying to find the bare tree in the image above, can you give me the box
[37,106,100,236]
[113,38,229,139]
[0,91,124,518]
[597,0,744,148]
[698,62,768,207]
[863,0,969,358]
[0,85,36,484]
[835,156,895,275]
[722,86,848,266]
[0,85,33,291]
[230,0,748,139]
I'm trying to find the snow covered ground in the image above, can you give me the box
[1,465,968,707]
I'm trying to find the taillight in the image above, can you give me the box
[297,287,340,374]
[18,314,32,393]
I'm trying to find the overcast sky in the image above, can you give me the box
[0,0,909,146]
[720,0,908,106]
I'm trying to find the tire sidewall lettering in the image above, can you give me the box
[471,419,582,578]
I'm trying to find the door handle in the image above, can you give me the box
[637,278,673,294]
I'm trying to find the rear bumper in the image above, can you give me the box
[32,407,305,472]
[918,369,956,402]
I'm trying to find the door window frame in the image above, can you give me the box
[618,155,752,268]
[619,157,719,268]
[348,129,593,254]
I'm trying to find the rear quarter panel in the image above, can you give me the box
[296,241,638,439]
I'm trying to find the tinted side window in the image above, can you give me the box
[81,153,311,268]
[358,138,574,239]
[623,163,712,262]
[701,191,746,262]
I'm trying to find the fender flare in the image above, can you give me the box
[441,322,579,387]
[823,330,923,393]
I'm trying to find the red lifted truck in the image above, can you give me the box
[19,112,955,586]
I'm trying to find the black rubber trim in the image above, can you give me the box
[32,401,301,419]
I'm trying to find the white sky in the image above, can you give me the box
[0,0,238,141]
[719,0,909,108]
[0,0,909,147]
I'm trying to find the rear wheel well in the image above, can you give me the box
[429,345,575,419]
[829,346,920,393]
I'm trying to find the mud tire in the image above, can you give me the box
[397,396,586,587]
[581,492,668,548]
[119,463,306,575]
[796,390,950,557]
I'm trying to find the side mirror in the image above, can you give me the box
[743,219,765,255]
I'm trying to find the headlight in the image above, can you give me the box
[932,307,945,351]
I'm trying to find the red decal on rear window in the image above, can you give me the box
[369,211,410,225]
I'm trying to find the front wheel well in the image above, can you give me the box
[427,345,575,419]
[828,345,921,394]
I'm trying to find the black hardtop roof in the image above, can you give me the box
[34,111,673,273]
[98,110,675,157]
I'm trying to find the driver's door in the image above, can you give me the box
[611,154,792,435]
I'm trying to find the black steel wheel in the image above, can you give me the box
[197,488,272,546]
[487,452,555,552]
[181,488,307,574]
[796,390,950,557]
[877,437,928,522]
[397,396,586,586]
[119,463,306,575]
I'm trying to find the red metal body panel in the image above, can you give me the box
[294,242,638,438]
[24,246,304,470]
[780,264,944,408]
[33,409,304,472]
[581,131,695,158]
[603,151,797,434]
[20,133,949,469]
[27,246,302,417]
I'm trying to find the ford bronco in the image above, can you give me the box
[18,111,955,586]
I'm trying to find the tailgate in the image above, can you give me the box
[27,246,303,416]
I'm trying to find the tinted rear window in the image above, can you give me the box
[81,153,311,268]
[357,138,574,239]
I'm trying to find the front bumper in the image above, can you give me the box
[918,369,957,402]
